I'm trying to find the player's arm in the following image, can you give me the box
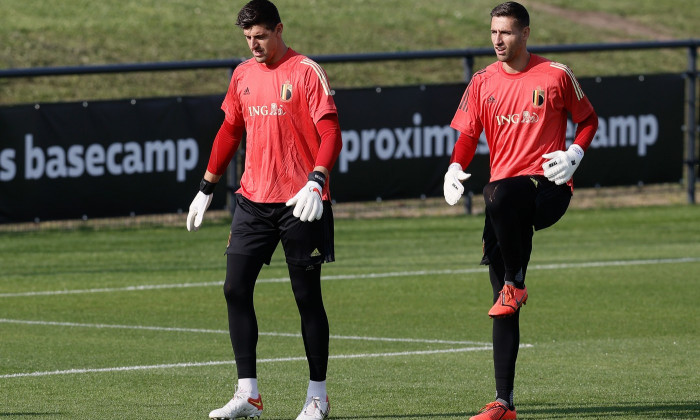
[542,64,599,185]
[542,110,598,185]
[443,132,476,205]
[451,131,479,169]
[286,113,342,222]
[572,110,598,151]
[313,113,342,176]
[186,119,244,231]
[206,118,245,178]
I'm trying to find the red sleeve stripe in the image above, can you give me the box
[550,62,584,100]
[301,58,331,96]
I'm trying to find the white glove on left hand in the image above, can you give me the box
[443,162,471,205]
[286,181,323,222]
[542,144,584,185]
[186,191,213,231]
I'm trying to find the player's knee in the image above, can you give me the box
[289,263,322,306]
[223,278,252,304]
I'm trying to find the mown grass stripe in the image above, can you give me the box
[0,318,489,346]
[1,257,697,298]
[2,345,541,379]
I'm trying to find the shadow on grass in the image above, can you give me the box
[323,414,465,419]
[258,414,464,420]
[312,413,465,420]
[524,401,700,418]
[0,414,63,417]
[260,402,700,419]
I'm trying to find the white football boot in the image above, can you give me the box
[295,395,330,420]
[209,388,263,419]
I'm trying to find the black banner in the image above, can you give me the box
[575,74,685,187]
[329,74,686,202]
[330,84,476,201]
[0,74,686,222]
[0,97,224,222]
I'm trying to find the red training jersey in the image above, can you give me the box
[450,54,595,184]
[221,48,338,203]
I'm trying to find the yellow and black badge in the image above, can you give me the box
[280,82,293,102]
[532,87,545,108]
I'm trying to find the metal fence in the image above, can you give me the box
[1,39,698,203]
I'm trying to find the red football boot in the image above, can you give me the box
[488,284,528,318]
[469,400,516,420]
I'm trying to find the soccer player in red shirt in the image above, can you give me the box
[186,1,341,419]
[444,2,598,419]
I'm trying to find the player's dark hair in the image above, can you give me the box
[491,1,530,28]
[236,0,282,30]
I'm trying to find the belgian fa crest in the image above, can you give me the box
[281,82,293,102]
[532,87,545,108]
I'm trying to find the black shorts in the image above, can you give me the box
[225,194,335,266]
[480,175,571,265]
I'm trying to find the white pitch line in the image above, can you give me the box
[0,281,224,298]
[2,257,697,298]
[0,318,490,346]
[2,345,541,379]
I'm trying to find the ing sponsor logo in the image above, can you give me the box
[495,110,539,126]
[247,103,286,116]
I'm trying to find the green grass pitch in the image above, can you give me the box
[1,205,699,419]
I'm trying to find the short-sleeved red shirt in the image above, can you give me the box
[221,48,337,203]
[451,54,595,183]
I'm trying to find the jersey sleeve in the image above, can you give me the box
[572,110,598,152]
[315,114,342,171]
[450,76,484,140]
[553,62,595,124]
[450,132,479,169]
[220,67,245,126]
[300,58,337,123]
[206,119,244,176]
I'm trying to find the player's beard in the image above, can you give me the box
[495,42,527,67]
[494,44,515,62]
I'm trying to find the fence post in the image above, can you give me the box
[687,45,698,204]
[463,55,474,82]
[464,191,474,215]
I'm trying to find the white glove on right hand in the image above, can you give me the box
[542,144,584,185]
[286,180,324,222]
[443,162,471,205]
[186,191,213,231]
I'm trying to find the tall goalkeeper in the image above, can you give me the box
[185,1,342,419]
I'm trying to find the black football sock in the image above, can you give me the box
[493,310,519,409]
[224,254,264,379]
[289,263,329,382]
[505,268,526,289]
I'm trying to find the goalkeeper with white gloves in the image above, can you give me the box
[185,2,342,418]
[442,2,598,419]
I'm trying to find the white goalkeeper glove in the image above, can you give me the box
[542,144,584,185]
[186,192,213,231]
[286,171,325,222]
[186,178,216,231]
[443,162,471,206]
